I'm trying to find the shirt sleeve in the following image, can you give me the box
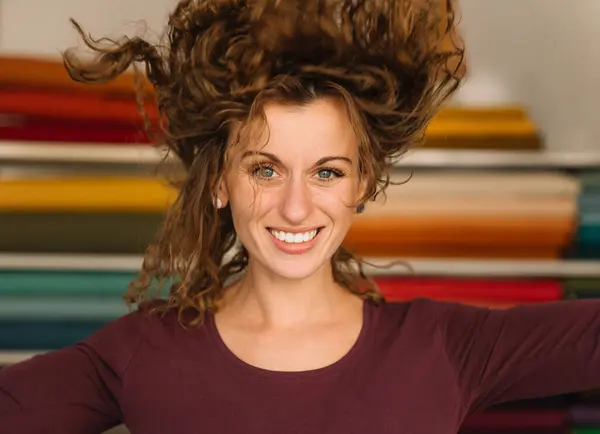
[433,298,600,415]
[0,310,144,434]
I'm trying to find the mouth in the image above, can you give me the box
[267,227,323,244]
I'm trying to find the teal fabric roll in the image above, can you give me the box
[570,190,600,258]
[0,320,109,350]
[0,296,130,320]
[0,270,136,296]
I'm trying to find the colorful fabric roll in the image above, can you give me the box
[374,277,563,308]
[345,170,579,259]
[0,320,110,350]
[0,88,157,125]
[0,116,151,143]
[0,270,136,296]
[0,56,152,97]
[0,213,162,253]
[563,279,600,299]
[0,177,175,212]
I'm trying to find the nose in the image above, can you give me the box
[279,176,314,225]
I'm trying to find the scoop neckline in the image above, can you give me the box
[206,299,372,380]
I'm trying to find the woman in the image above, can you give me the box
[1,1,600,433]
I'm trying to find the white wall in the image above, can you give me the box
[0,0,174,57]
[1,0,599,150]
[454,0,600,150]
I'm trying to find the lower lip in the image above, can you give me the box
[268,229,321,255]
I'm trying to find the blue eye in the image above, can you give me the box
[316,168,344,180]
[251,164,277,179]
[260,166,275,178]
[317,169,334,179]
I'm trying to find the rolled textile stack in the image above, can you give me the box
[0,56,155,144]
[374,276,563,309]
[424,106,543,150]
[344,170,580,259]
[0,176,173,253]
[568,171,600,258]
[567,389,600,433]
[0,56,163,353]
[0,264,137,351]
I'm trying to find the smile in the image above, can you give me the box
[268,228,320,244]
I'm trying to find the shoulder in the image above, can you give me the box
[369,297,491,338]
[79,301,187,375]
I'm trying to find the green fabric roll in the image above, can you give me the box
[0,270,137,296]
[563,279,600,299]
[580,170,600,193]
[0,296,131,320]
[0,212,163,253]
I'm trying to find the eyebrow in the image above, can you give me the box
[241,151,353,166]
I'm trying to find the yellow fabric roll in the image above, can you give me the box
[0,177,177,212]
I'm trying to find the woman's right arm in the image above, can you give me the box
[0,311,143,434]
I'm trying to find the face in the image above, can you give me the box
[219,98,365,280]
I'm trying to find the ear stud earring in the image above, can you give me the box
[215,198,223,209]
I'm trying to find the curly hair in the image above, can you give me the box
[62,0,465,326]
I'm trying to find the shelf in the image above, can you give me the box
[363,258,600,278]
[394,149,600,169]
[0,253,143,271]
[0,351,42,365]
[1,253,600,278]
[0,141,167,165]
[2,141,600,169]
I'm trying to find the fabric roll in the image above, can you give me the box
[423,106,543,150]
[0,56,152,97]
[568,191,600,258]
[0,88,157,124]
[0,213,162,253]
[374,277,563,306]
[569,405,600,426]
[0,296,129,320]
[0,320,110,350]
[346,170,578,258]
[0,116,151,143]
[563,279,600,299]
[0,177,175,212]
[0,270,136,296]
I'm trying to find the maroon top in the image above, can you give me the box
[2,298,600,434]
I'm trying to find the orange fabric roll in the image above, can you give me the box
[0,56,153,97]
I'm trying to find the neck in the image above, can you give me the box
[222,258,356,328]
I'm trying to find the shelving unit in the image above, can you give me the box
[1,253,599,278]
[0,351,40,366]
[2,141,600,170]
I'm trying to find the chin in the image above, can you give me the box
[261,255,330,281]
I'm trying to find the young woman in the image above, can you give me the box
[2,1,600,433]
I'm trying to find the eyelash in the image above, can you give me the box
[249,164,346,182]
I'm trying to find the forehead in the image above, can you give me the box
[235,99,358,161]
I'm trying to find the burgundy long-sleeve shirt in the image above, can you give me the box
[2,297,600,434]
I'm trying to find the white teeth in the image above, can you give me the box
[269,229,318,244]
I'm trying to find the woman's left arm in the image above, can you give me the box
[434,298,600,414]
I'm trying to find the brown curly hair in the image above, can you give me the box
[62,0,464,325]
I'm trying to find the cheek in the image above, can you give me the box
[226,179,270,223]
[315,184,358,220]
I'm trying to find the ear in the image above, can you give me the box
[214,175,230,209]
[357,176,368,205]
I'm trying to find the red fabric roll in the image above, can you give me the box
[374,277,563,306]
